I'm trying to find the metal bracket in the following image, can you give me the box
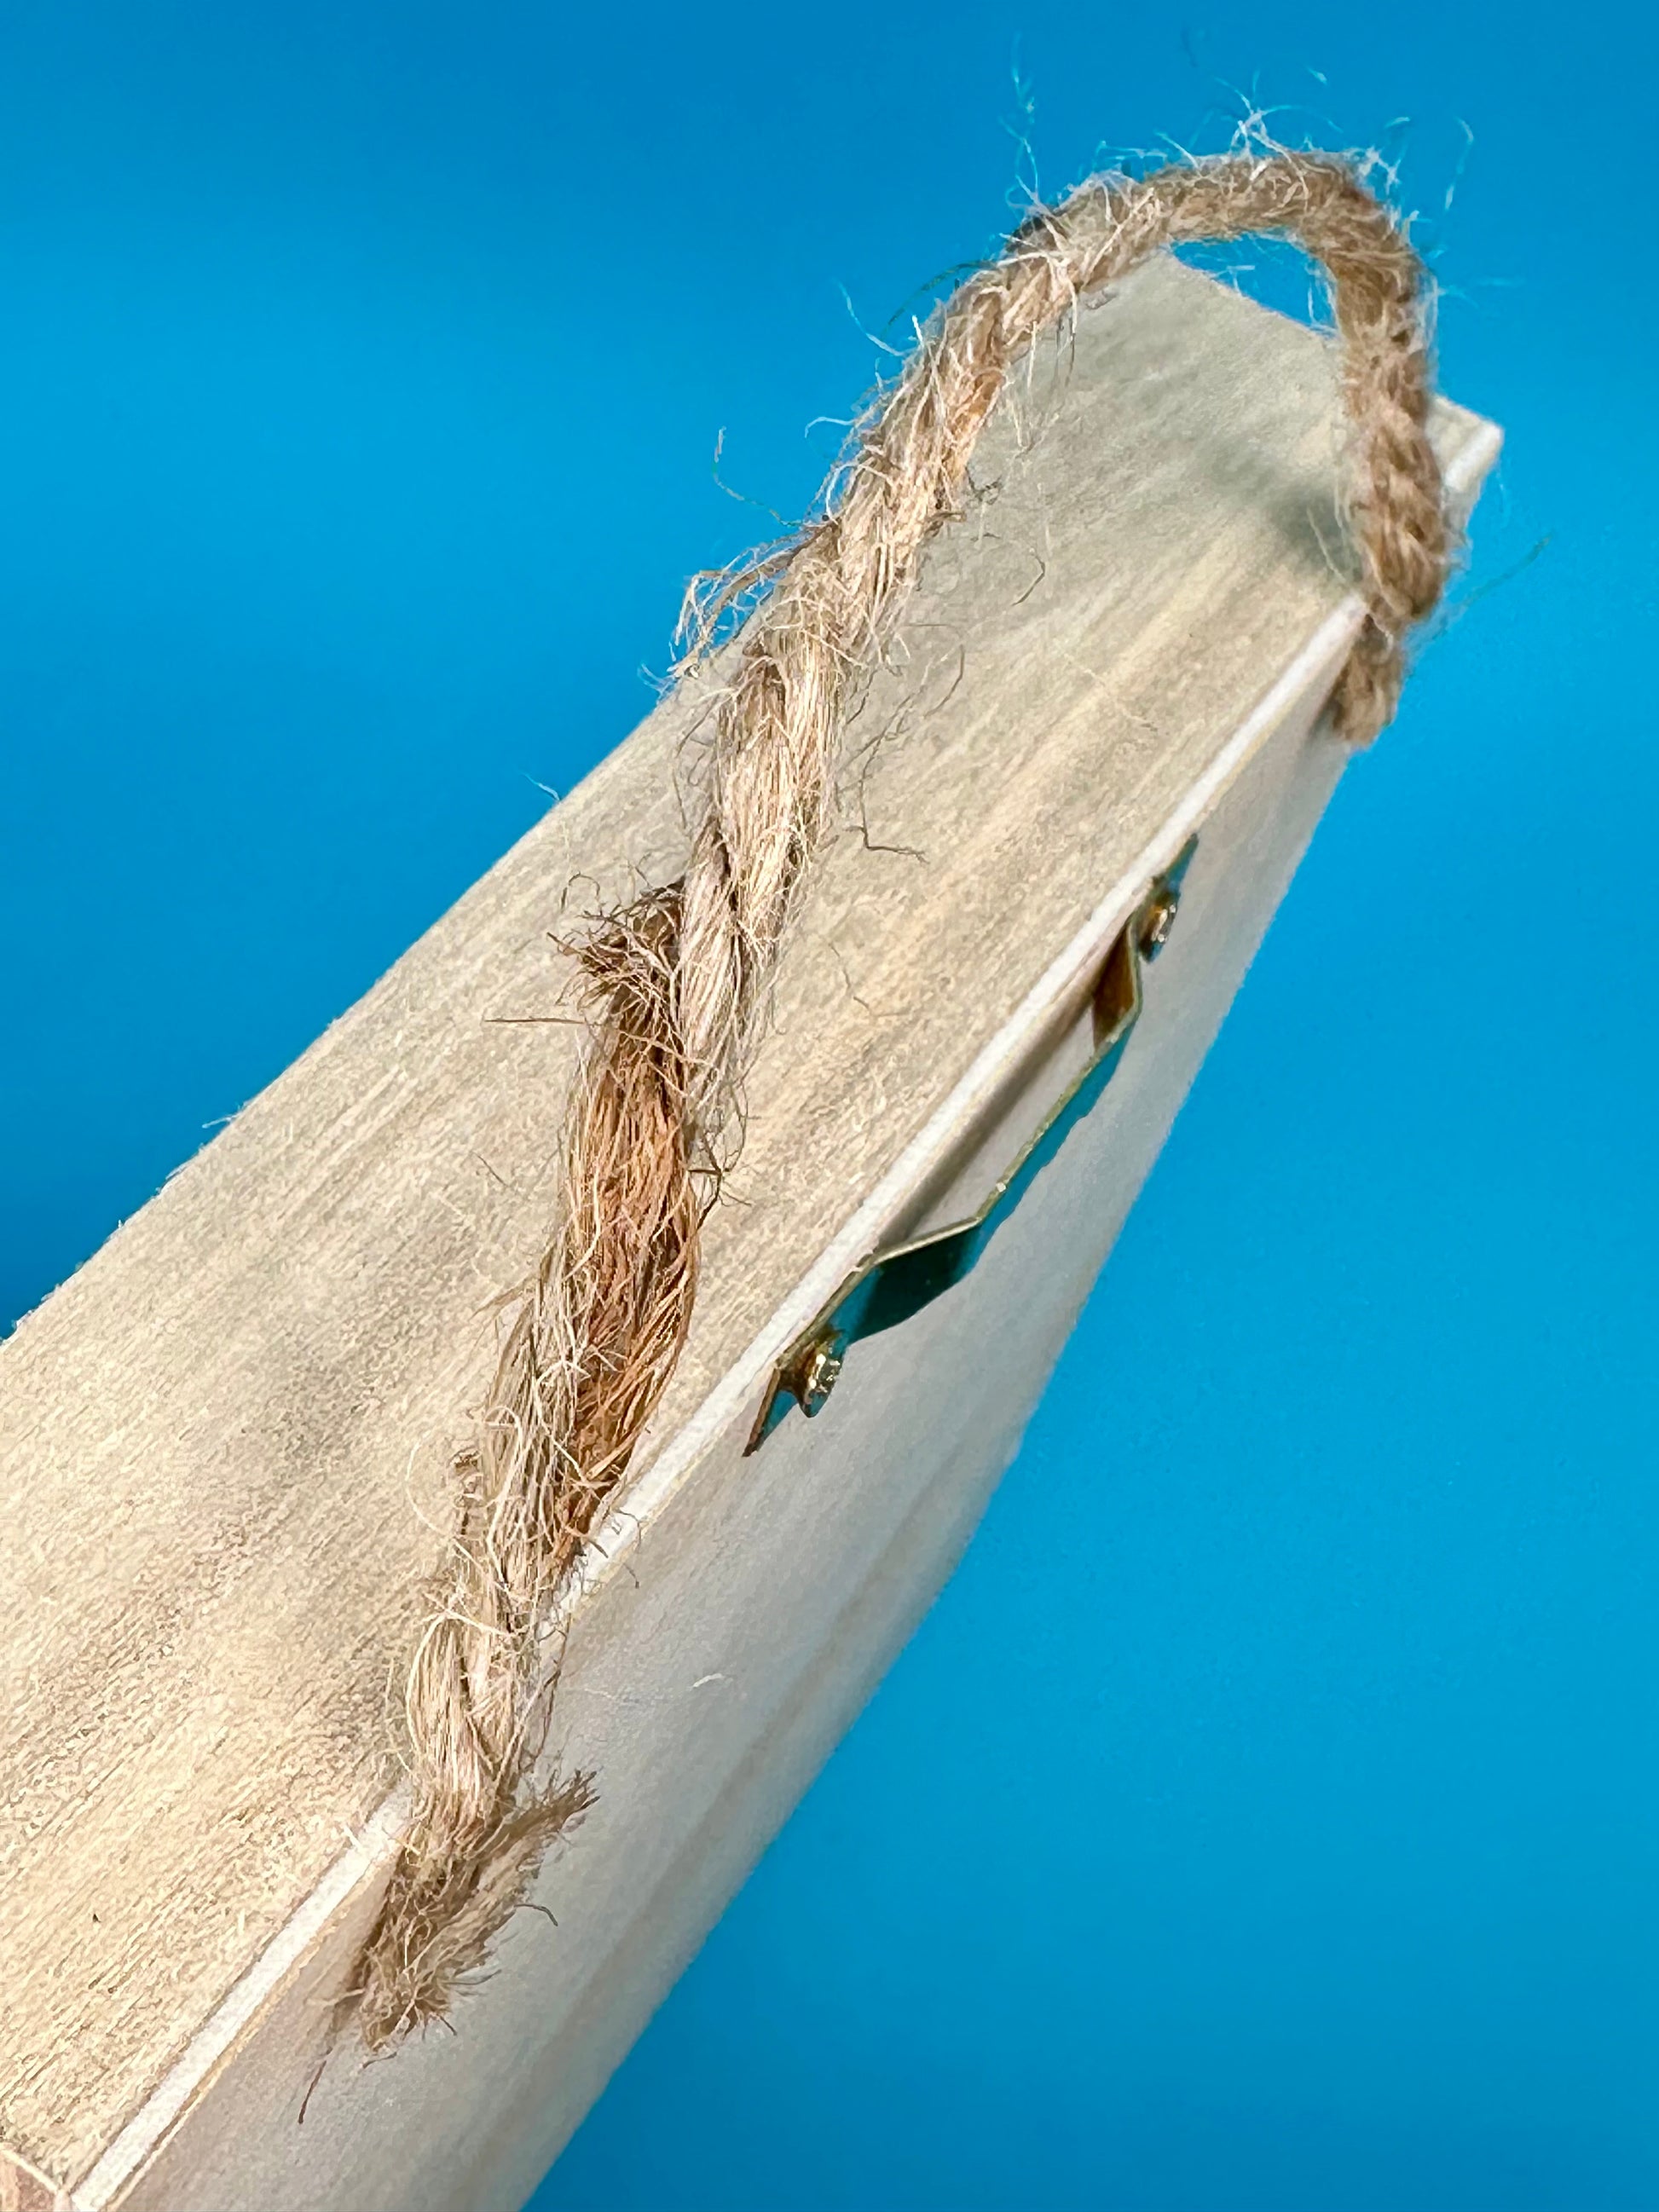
[744,838,1198,1453]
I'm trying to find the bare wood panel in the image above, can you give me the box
[111,662,1351,2212]
[0,255,1495,2190]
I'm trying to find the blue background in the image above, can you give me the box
[3,4,1655,2207]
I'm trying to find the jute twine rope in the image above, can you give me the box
[351,147,1452,2045]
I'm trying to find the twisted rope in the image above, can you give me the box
[352,147,1452,2045]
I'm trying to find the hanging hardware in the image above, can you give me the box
[744,838,1198,1453]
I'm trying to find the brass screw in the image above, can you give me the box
[1139,888,1180,957]
[800,1338,845,1416]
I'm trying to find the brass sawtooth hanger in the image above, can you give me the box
[746,838,1198,1453]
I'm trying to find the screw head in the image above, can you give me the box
[1139,890,1179,958]
[801,1339,844,1416]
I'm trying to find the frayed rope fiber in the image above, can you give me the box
[350,147,1453,2046]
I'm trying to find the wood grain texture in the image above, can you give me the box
[0,255,1495,2193]
[112,673,1350,2212]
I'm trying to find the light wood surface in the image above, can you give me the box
[115,679,1350,2212]
[0,256,1496,2203]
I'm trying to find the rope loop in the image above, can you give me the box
[352,147,1450,2047]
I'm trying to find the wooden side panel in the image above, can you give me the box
[106,673,1346,2212]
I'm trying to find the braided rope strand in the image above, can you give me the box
[351,148,1451,2046]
